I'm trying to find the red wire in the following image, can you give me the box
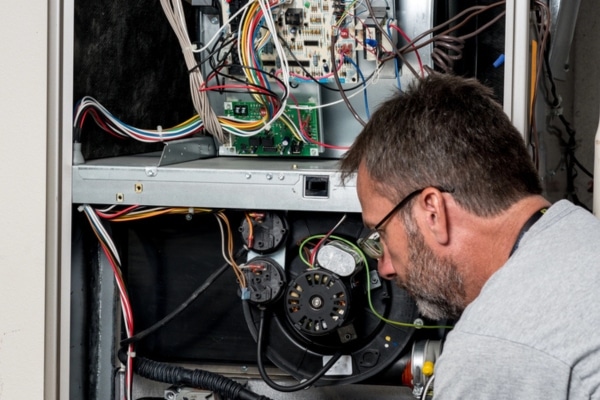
[95,205,140,220]
[289,95,350,150]
[201,83,274,96]
[99,241,134,399]
[248,6,269,89]
[81,108,125,139]
[389,24,425,77]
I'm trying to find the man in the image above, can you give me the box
[340,73,600,399]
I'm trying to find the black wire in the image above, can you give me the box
[209,34,239,92]
[211,66,288,117]
[120,248,248,346]
[574,157,594,179]
[558,114,593,178]
[256,308,343,392]
[119,349,274,400]
[213,64,288,99]
[538,27,593,208]
[542,37,560,108]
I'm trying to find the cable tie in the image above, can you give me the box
[156,125,164,142]
[127,350,136,358]
[188,64,201,74]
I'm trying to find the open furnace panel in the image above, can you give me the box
[70,0,508,399]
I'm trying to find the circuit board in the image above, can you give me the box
[222,0,380,84]
[221,101,321,156]
[256,0,360,84]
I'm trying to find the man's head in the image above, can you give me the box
[340,74,543,319]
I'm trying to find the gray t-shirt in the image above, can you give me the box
[433,200,600,399]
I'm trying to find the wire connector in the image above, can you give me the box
[240,287,250,300]
[364,38,378,48]
[73,142,85,165]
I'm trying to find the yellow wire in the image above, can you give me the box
[219,114,268,129]
[171,115,200,129]
[334,0,360,27]
[109,207,212,222]
[279,113,304,142]
[216,211,247,288]
[244,213,254,247]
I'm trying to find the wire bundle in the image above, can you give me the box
[160,0,225,142]
[74,0,508,151]
[81,204,253,398]
[80,205,136,400]
[395,1,507,75]
[73,96,204,143]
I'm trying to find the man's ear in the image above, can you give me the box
[415,187,450,245]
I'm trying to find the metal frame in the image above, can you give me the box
[73,156,360,212]
[47,0,74,398]
[503,0,531,138]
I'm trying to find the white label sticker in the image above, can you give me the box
[323,355,353,376]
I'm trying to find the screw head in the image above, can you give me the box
[310,295,323,309]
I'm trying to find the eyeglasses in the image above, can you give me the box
[357,186,453,259]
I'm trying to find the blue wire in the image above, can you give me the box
[344,56,370,119]
[387,20,401,90]
[76,97,204,141]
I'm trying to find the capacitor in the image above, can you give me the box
[323,62,329,73]
[316,240,362,276]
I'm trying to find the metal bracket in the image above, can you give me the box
[158,136,217,167]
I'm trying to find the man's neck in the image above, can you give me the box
[452,195,551,304]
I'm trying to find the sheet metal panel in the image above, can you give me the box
[73,156,360,212]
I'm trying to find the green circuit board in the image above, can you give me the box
[222,101,320,157]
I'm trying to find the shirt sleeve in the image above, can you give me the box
[432,331,577,400]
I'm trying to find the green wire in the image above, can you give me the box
[297,234,453,330]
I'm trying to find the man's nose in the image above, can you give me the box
[377,254,397,280]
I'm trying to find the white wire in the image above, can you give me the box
[74,96,203,142]
[81,205,122,266]
[421,374,435,400]
[256,0,290,119]
[288,65,385,111]
[235,0,290,125]
[214,214,234,267]
[81,205,134,400]
[160,0,225,142]
[194,1,254,53]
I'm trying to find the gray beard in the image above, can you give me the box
[396,213,467,321]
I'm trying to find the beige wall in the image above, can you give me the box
[0,1,49,399]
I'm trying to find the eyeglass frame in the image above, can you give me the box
[357,186,454,259]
